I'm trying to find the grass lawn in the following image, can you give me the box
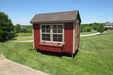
[80,31,98,35]
[0,31,113,75]
[8,33,33,41]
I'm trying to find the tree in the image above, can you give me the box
[97,24,105,33]
[0,12,15,42]
[14,24,21,33]
[84,26,92,32]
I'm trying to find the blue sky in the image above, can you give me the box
[0,0,113,25]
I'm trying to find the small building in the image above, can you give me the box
[105,23,113,30]
[30,10,81,56]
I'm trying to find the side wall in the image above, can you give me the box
[78,23,80,47]
[33,23,73,53]
[73,20,81,53]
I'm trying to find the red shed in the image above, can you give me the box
[30,10,81,56]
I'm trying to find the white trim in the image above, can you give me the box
[32,27,35,48]
[73,22,76,53]
[40,24,64,44]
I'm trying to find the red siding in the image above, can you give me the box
[33,23,73,53]
[33,24,40,48]
[63,23,73,53]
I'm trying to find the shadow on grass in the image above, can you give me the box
[36,49,79,58]
[10,38,17,40]
[0,38,17,43]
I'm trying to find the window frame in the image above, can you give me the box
[52,24,64,43]
[40,25,51,43]
[40,24,64,44]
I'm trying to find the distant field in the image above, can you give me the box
[0,31,113,75]
[16,33,32,36]
[8,33,33,41]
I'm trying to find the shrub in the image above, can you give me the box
[97,24,105,33]
[0,12,15,42]
[84,26,92,32]
[14,24,21,33]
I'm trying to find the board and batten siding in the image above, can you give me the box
[33,23,74,53]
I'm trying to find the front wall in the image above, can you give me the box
[63,23,73,53]
[33,23,73,53]
[33,24,40,48]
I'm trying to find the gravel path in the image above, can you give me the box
[80,32,100,37]
[0,53,48,75]
[16,40,33,42]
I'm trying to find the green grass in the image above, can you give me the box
[8,33,33,41]
[16,33,32,36]
[0,31,113,75]
[80,31,98,35]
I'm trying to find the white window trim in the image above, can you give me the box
[40,24,64,44]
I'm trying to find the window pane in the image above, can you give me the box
[58,29,62,33]
[53,34,57,41]
[53,34,57,38]
[42,29,45,32]
[53,37,57,41]
[58,38,62,42]
[53,25,57,33]
[53,29,57,33]
[42,34,46,40]
[42,26,45,32]
[58,34,62,42]
[46,25,50,33]
[53,25,57,29]
[53,34,62,42]
[58,25,62,29]
[42,34,50,41]
[46,34,50,41]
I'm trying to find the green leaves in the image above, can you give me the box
[0,12,15,42]
[97,24,105,33]
[84,26,92,32]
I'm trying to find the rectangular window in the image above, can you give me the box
[41,24,63,43]
[41,25,50,41]
[52,25,63,42]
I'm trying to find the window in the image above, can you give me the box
[41,25,50,41]
[53,25,63,42]
[41,24,63,43]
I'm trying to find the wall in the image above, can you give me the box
[33,23,73,53]
[63,23,73,53]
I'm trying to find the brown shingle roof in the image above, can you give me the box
[105,23,113,25]
[30,10,79,23]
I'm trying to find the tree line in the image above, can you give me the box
[14,24,32,33]
[80,23,105,33]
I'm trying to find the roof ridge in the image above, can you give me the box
[36,10,78,15]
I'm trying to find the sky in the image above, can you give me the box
[0,0,113,25]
